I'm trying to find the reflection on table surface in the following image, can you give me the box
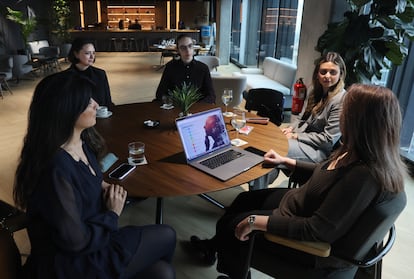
[95,101,288,198]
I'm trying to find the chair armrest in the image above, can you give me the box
[264,233,331,257]
[241,68,263,75]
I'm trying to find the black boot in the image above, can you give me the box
[190,235,217,265]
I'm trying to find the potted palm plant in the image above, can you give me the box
[169,82,202,117]
[6,6,37,53]
[316,0,414,86]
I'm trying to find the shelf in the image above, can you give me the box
[107,5,155,29]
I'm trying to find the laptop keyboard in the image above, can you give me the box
[200,149,244,169]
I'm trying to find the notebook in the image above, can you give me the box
[175,108,264,181]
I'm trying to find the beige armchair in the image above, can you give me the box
[212,74,247,108]
[195,55,220,72]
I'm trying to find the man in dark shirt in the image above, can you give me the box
[155,34,215,103]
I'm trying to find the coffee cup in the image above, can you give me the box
[97,106,108,117]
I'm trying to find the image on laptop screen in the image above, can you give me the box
[176,108,231,161]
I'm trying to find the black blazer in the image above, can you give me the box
[66,65,114,108]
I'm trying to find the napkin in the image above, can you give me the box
[101,153,118,172]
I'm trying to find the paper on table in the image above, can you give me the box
[132,156,148,165]
[231,139,248,147]
[239,125,254,135]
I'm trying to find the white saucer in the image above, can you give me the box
[96,111,112,118]
[160,104,174,110]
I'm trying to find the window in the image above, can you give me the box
[389,40,414,162]
[230,0,303,67]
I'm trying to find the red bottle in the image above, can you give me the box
[292,78,307,115]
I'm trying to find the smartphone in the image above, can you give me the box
[245,146,274,168]
[244,146,266,157]
[109,163,136,180]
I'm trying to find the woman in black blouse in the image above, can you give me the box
[67,37,114,108]
[189,84,407,278]
[14,71,176,279]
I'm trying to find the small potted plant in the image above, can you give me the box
[169,82,202,117]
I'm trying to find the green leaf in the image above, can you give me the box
[169,82,202,115]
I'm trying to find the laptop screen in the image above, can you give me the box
[176,108,231,160]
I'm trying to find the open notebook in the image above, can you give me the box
[175,108,263,181]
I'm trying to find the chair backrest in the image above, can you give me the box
[194,56,220,71]
[0,229,22,279]
[244,88,285,126]
[332,191,407,262]
[212,75,247,108]
[12,55,33,78]
[0,55,13,80]
[59,43,72,60]
[0,200,27,279]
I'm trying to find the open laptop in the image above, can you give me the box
[175,107,264,181]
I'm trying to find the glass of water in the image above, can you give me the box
[222,89,233,117]
[231,109,246,145]
[128,142,145,165]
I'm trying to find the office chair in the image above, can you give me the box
[244,88,285,126]
[12,55,34,83]
[0,55,14,97]
[0,200,28,279]
[242,190,407,279]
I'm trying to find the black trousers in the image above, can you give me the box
[214,188,317,279]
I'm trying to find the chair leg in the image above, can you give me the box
[1,79,13,95]
[243,231,258,279]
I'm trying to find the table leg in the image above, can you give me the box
[156,197,163,224]
[198,193,225,209]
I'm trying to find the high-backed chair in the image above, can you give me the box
[0,200,28,279]
[244,88,285,126]
[12,55,33,83]
[212,75,247,108]
[58,43,72,63]
[243,191,407,279]
[0,55,14,97]
[194,56,220,72]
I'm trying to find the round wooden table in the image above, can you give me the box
[95,101,288,222]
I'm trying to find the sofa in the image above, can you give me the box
[235,57,297,96]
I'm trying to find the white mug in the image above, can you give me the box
[97,106,108,117]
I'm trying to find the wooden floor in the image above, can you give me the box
[1,52,413,279]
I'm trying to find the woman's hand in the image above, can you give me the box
[264,149,285,165]
[281,126,293,135]
[285,132,298,140]
[235,215,269,241]
[102,180,111,190]
[264,149,297,170]
[235,217,252,241]
[103,184,127,216]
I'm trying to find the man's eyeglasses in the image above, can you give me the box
[178,44,193,51]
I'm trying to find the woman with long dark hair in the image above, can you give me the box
[14,71,176,279]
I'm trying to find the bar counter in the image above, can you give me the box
[69,29,200,52]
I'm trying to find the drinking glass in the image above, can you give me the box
[222,89,233,117]
[231,109,246,145]
[128,142,145,165]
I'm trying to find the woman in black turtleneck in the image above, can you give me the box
[66,38,114,108]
